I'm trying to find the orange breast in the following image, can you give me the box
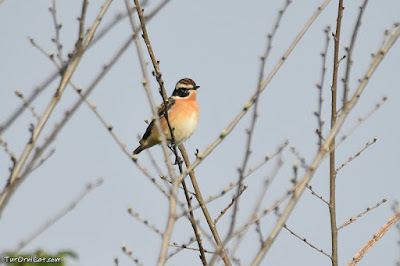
[151,91,199,144]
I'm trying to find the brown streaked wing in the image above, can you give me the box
[142,97,176,141]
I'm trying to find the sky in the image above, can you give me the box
[1,0,400,265]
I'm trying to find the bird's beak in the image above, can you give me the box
[194,85,200,90]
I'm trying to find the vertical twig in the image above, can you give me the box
[329,1,344,266]
[130,1,209,264]
[251,23,400,266]
[315,25,331,148]
[343,0,369,105]
[228,0,292,239]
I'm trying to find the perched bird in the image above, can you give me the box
[133,78,200,155]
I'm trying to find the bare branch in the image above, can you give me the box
[122,244,144,266]
[338,96,387,143]
[0,136,15,159]
[179,145,230,265]
[14,178,103,252]
[338,198,387,230]
[314,25,331,147]
[169,243,216,254]
[177,0,331,184]
[343,0,369,105]
[348,208,400,265]
[284,224,331,258]
[0,0,113,216]
[252,24,400,265]
[49,0,65,64]
[127,206,163,236]
[1,33,132,216]
[14,89,40,122]
[70,81,170,197]
[229,0,292,238]
[336,137,377,173]
[215,184,248,224]
[167,237,196,259]
[307,184,329,205]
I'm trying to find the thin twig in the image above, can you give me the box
[28,36,61,69]
[314,25,331,148]
[232,189,293,240]
[49,0,65,64]
[228,0,292,239]
[255,221,264,247]
[122,244,144,266]
[130,0,177,175]
[0,70,57,135]
[29,148,55,173]
[3,33,132,215]
[243,140,288,179]
[338,96,387,143]
[336,137,377,173]
[160,175,195,196]
[166,237,196,259]
[228,156,284,259]
[343,0,369,105]
[284,224,331,258]
[290,144,309,170]
[252,24,400,266]
[306,184,329,206]
[14,89,40,122]
[176,141,287,222]
[127,206,163,236]
[0,136,15,159]
[347,208,400,265]
[14,178,103,252]
[129,1,207,264]
[393,201,400,266]
[338,198,387,230]
[215,184,248,224]
[71,81,169,197]
[179,145,231,265]
[0,0,113,217]
[145,146,165,178]
[329,2,344,265]
[0,2,170,135]
[251,156,284,222]
[169,243,216,254]
[177,0,331,185]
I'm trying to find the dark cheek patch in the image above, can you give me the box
[173,89,190,97]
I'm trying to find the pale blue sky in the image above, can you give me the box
[1,0,400,265]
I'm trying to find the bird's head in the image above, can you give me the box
[172,78,200,98]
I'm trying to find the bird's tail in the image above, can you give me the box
[133,145,144,155]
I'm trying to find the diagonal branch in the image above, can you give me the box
[130,1,208,265]
[177,0,332,184]
[0,0,113,217]
[347,208,400,266]
[251,25,400,265]
[179,145,231,266]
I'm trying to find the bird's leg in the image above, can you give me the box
[168,144,175,153]
[168,144,183,165]
[173,154,183,165]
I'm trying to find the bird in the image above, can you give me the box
[133,78,200,155]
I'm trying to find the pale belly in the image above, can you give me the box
[169,113,199,145]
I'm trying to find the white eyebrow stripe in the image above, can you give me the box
[176,84,194,89]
